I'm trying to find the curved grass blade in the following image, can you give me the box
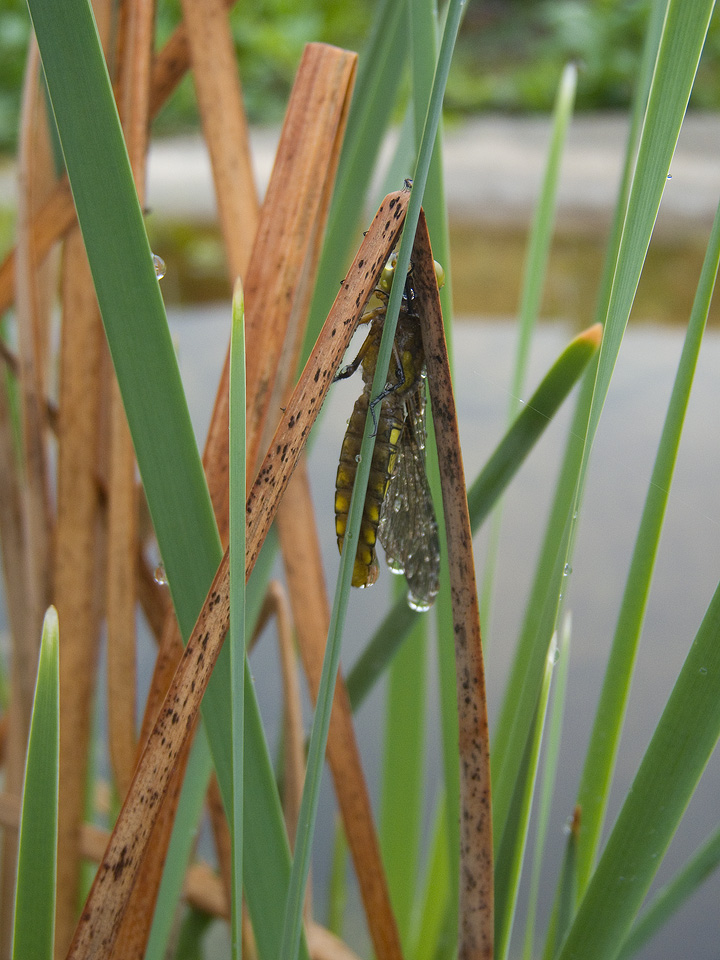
[12,606,59,960]
[494,633,556,960]
[575,190,720,892]
[409,795,451,960]
[481,62,577,636]
[522,615,572,960]
[380,620,426,947]
[557,577,720,960]
[346,324,601,710]
[616,825,720,960]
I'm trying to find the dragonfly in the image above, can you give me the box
[333,251,445,611]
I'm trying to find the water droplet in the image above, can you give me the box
[408,592,431,613]
[699,666,708,676]
[563,563,572,576]
[355,454,362,463]
[153,564,167,586]
[667,173,673,180]
[558,592,563,601]
[152,253,166,279]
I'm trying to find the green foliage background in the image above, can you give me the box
[3,0,720,153]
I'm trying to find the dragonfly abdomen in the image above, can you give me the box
[335,389,404,588]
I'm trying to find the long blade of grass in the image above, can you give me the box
[24,4,302,958]
[409,795,451,960]
[494,633,557,960]
[557,575,720,960]
[229,280,246,960]
[522,615,572,960]
[481,62,577,637]
[11,606,59,960]
[380,620,426,947]
[327,819,348,938]
[553,806,581,955]
[616,826,720,960]
[582,0,714,448]
[346,324,601,710]
[575,189,720,892]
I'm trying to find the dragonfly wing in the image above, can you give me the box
[378,387,440,611]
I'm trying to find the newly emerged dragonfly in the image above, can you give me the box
[334,251,445,611]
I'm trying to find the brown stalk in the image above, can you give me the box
[54,229,107,958]
[65,189,408,960]
[276,459,405,960]
[179,0,259,279]
[148,0,235,121]
[412,213,493,960]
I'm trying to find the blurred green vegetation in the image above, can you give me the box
[2,0,720,154]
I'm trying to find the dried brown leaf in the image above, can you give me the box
[413,214,493,960]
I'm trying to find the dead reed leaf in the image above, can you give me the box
[64,189,408,960]
[413,214,493,960]
[277,460,405,960]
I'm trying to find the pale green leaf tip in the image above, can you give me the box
[575,322,603,350]
[42,606,59,645]
[232,278,245,322]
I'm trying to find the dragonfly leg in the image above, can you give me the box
[368,350,406,436]
[333,315,384,384]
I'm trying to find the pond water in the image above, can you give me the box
[165,291,720,960]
